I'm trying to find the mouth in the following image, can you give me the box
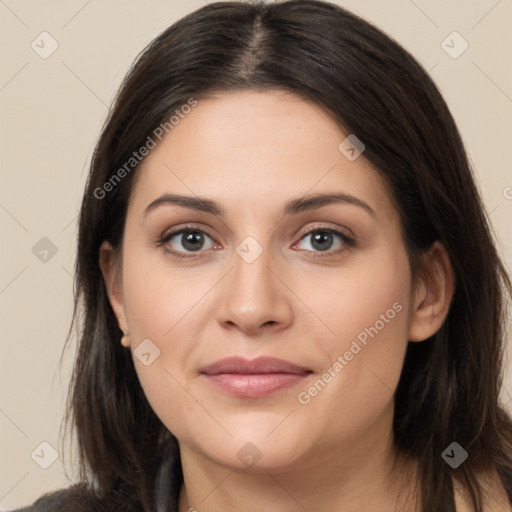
[199,356,313,398]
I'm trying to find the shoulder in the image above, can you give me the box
[8,483,103,512]
[453,469,511,512]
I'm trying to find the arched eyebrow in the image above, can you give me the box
[144,193,376,219]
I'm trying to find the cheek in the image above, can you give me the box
[295,246,412,438]
[119,245,220,433]
[121,240,213,344]
[306,243,411,355]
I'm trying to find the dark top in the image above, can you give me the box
[10,441,182,512]
[9,442,457,512]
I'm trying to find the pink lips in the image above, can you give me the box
[199,356,312,398]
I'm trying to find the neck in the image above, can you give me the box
[176,407,420,512]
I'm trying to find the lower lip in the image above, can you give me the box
[202,373,310,398]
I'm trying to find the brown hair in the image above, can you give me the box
[61,1,512,510]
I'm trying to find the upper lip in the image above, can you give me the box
[199,356,312,375]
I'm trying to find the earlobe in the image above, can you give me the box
[408,242,455,342]
[120,330,131,348]
[99,240,129,342]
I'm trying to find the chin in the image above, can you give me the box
[211,432,309,473]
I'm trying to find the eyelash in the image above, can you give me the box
[155,224,356,260]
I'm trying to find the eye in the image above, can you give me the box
[293,228,355,256]
[158,227,217,257]
[157,225,355,259]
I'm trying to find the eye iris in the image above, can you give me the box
[173,230,339,253]
[182,231,204,251]
[311,231,333,251]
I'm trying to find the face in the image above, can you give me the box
[101,90,429,473]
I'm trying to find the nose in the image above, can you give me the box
[216,244,294,336]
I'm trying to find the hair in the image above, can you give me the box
[60,1,512,510]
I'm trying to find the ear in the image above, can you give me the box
[99,240,130,347]
[408,241,455,342]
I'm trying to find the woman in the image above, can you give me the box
[14,1,512,511]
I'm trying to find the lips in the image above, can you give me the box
[199,356,312,398]
[200,356,311,375]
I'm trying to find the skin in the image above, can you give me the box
[100,90,457,512]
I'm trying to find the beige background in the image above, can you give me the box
[1,0,511,509]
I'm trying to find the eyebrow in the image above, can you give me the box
[143,192,376,219]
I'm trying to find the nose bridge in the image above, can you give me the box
[216,233,292,332]
[231,234,276,303]
[233,236,273,293]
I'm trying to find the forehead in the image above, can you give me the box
[129,90,395,222]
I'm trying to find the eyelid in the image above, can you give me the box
[160,223,215,241]
[157,222,356,258]
[294,222,355,242]
[291,224,356,257]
